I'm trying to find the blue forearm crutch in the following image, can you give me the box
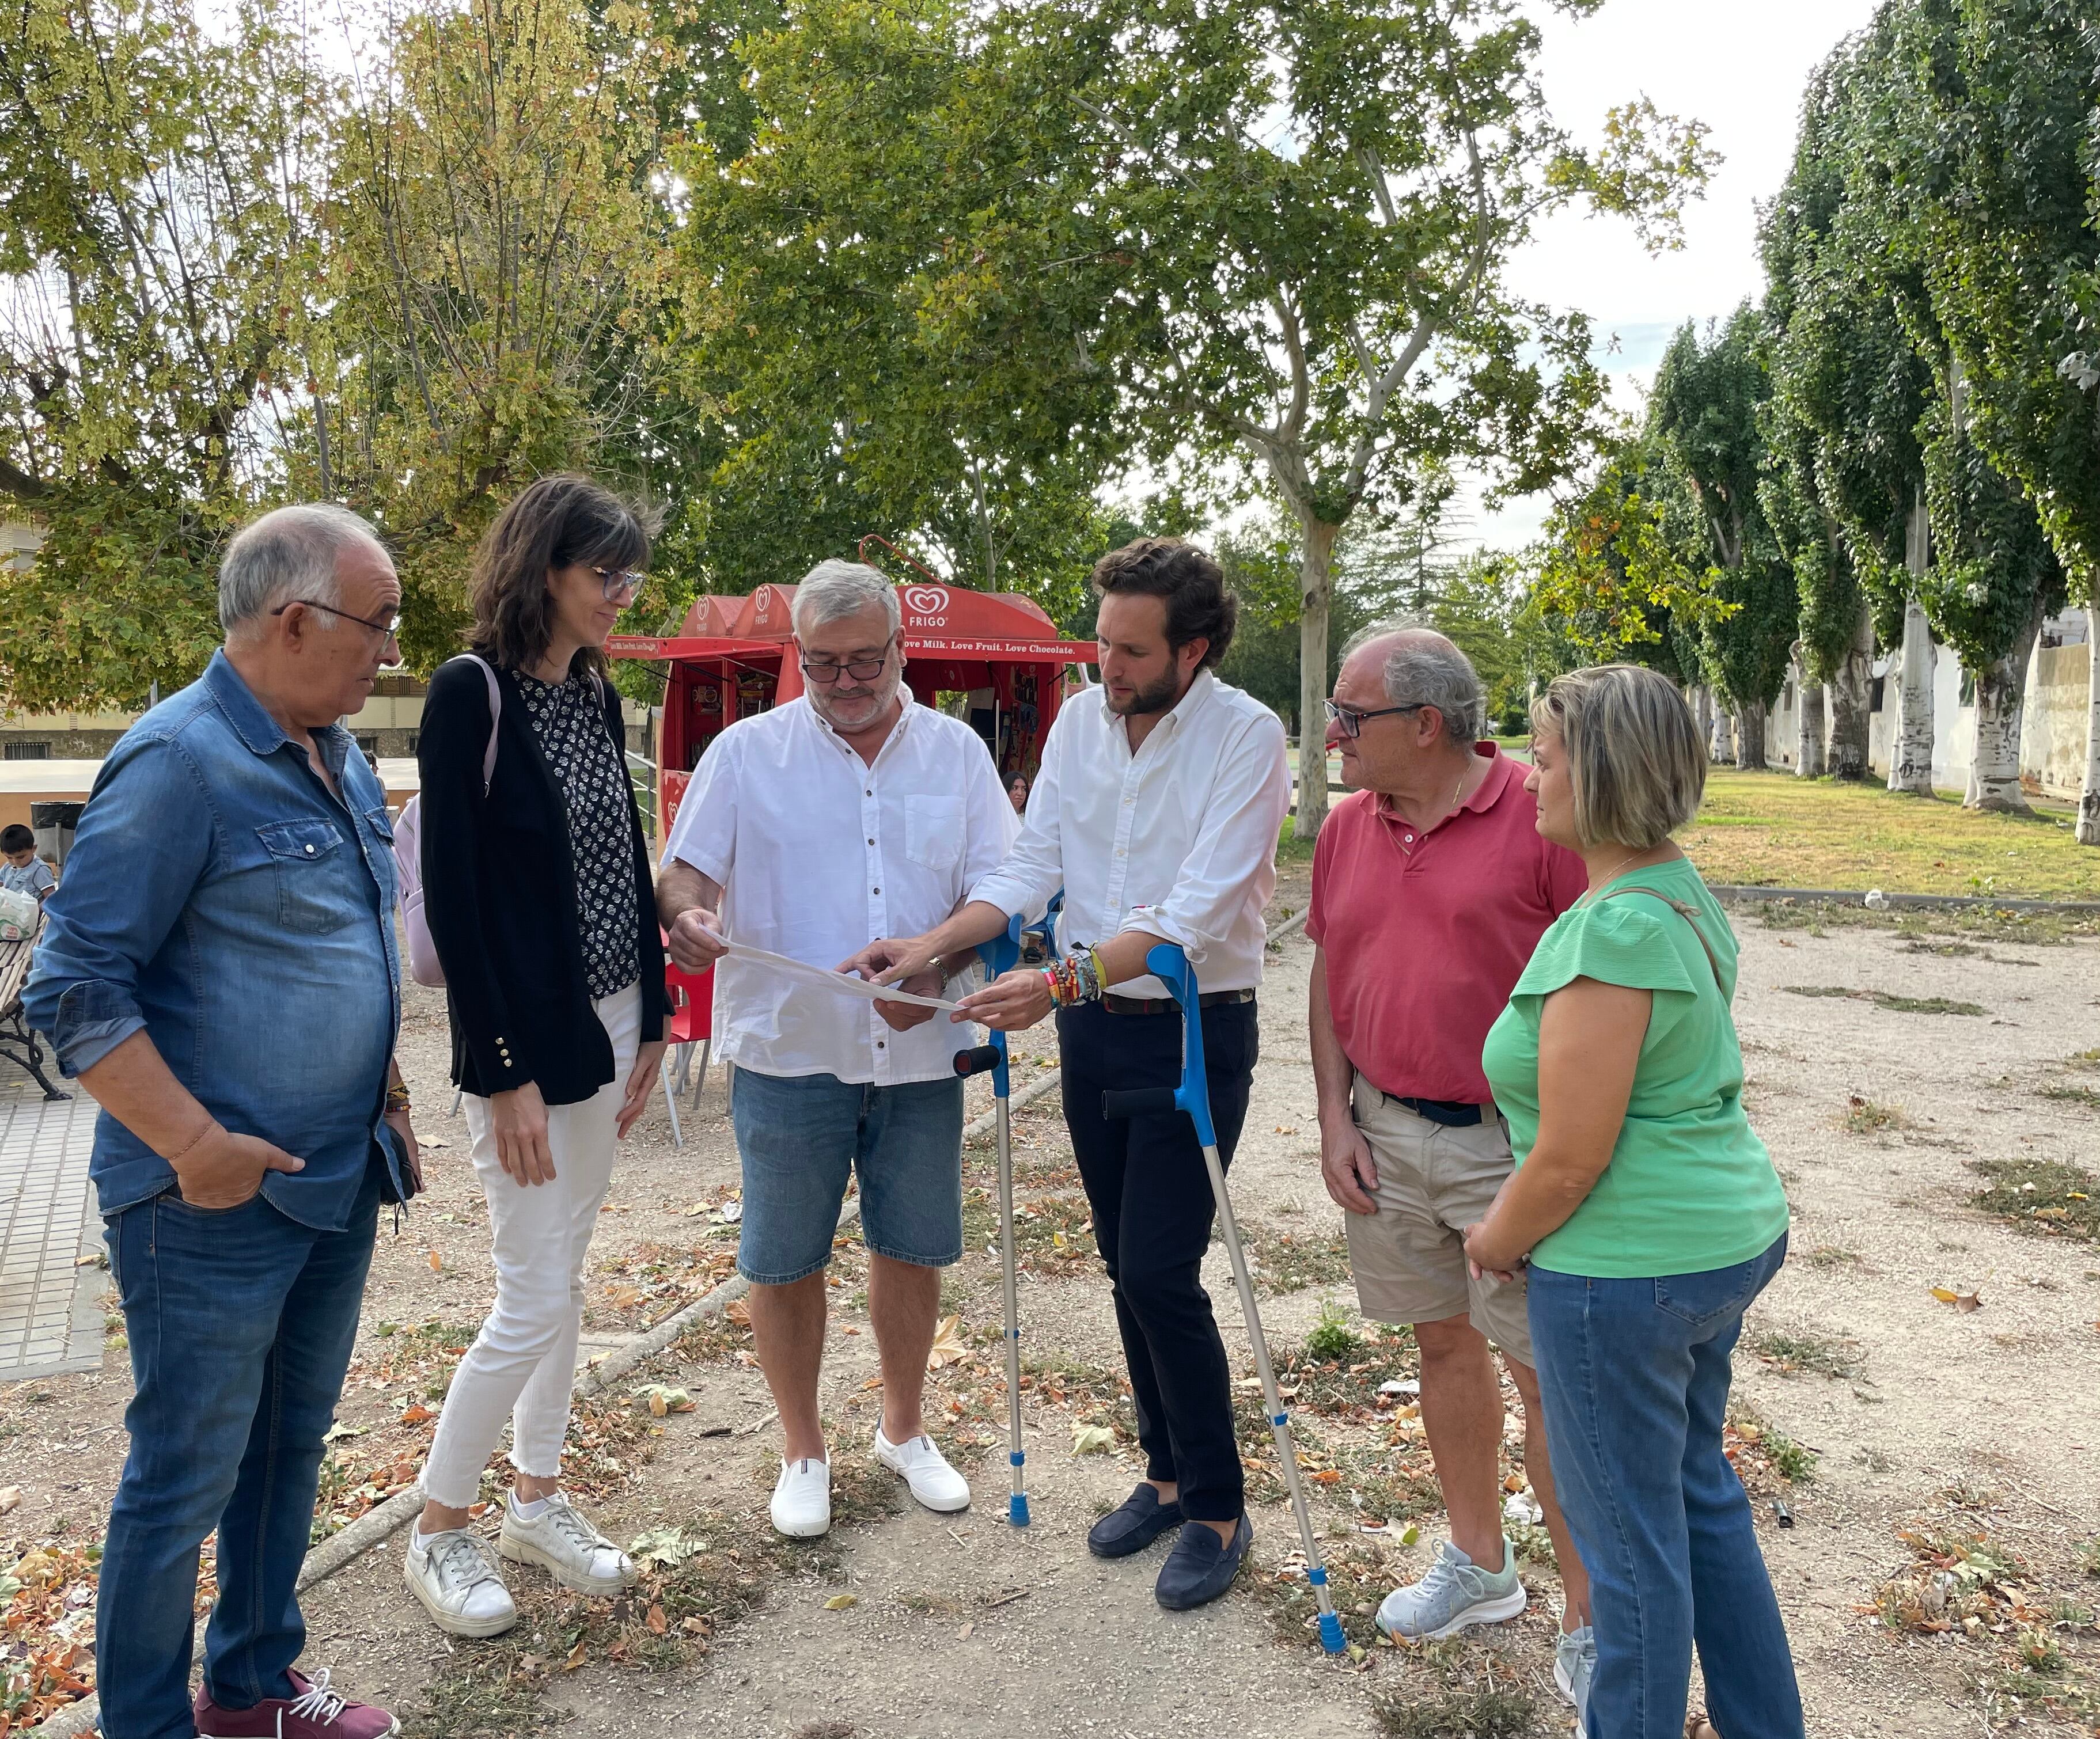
[1101,942,1346,1653]
[951,912,1030,1527]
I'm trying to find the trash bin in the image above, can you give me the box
[29,800,84,870]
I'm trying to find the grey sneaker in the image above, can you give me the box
[1553,1622,1597,1717]
[1374,1537,1527,1640]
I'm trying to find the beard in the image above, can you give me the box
[811,667,902,730]
[1104,667,1181,717]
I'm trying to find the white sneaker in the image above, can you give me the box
[873,1425,971,1514]
[771,1456,832,1537]
[497,1491,634,1595]
[405,1527,517,1638]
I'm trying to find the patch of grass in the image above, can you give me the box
[1783,984,1985,1016]
[1241,1220,1355,1294]
[1682,768,2100,901]
[961,1186,1096,1275]
[1747,1326,1862,1380]
[1842,1098,1909,1134]
[403,1644,562,1739]
[1876,1527,2030,1634]
[1303,1298,1360,1363]
[1807,1244,1863,1269]
[1372,1687,1539,1739]
[1756,899,2100,944]
[2082,1538,2100,1580]
[1728,1401,1820,1487]
[1969,1157,2100,1242]
[2041,1083,2100,1110]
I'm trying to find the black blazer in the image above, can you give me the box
[418,656,667,1106]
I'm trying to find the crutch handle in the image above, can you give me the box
[952,1045,1002,1078]
[1101,1087,1177,1119]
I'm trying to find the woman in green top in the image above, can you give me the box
[1463,665,1799,1739]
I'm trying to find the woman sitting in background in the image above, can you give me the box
[1464,664,1800,1739]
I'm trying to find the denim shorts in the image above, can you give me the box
[729,1066,965,1284]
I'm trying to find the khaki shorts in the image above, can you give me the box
[1343,1074,1533,1365]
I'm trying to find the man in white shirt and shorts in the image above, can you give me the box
[658,561,1017,1537]
[850,538,1290,1613]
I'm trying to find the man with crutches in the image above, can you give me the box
[849,537,1290,1611]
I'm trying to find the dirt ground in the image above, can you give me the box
[6,884,2100,1738]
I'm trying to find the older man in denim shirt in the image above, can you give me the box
[24,504,417,1739]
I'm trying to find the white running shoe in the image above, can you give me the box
[497,1491,634,1595]
[1553,1622,1597,1717]
[405,1527,517,1638]
[873,1425,972,1514]
[771,1455,832,1537]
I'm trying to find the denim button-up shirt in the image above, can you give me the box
[22,651,404,1228]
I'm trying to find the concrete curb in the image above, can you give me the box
[1708,884,2100,916]
[40,906,1317,1737]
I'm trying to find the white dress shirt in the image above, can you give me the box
[968,669,1290,999]
[664,696,1017,1084]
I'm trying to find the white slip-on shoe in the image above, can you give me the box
[873,1425,972,1514]
[405,1527,517,1638]
[771,1456,832,1537]
[497,1491,634,1595]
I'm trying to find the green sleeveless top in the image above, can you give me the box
[1480,857,1790,1278]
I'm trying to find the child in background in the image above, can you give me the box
[1,824,56,902]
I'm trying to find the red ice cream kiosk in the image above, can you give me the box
[608,567,1098,840]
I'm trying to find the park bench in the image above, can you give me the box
[0,910,68,1101]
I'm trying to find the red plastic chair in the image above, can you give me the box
[665,949,715,1127]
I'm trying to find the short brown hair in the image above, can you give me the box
[468,474,652,674]
[1090,537,1237,669]
[1530,664,1706,849]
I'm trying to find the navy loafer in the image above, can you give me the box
[1155,1512,1252,1610]
[1087,1484,1185,1559]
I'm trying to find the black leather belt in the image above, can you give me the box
[1100,988,1257,1016]
[1394,1094,1484,1127]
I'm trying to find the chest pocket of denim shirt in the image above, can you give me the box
[257,818,355,934]
[362,804,397,908]
[905,795,963,873]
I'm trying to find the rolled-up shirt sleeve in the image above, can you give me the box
[661,730,738,886]
[21,737,217,1076]
[1123,708,1289,967]
[966,713,1066,922]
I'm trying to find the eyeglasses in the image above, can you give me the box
[800,640,896,684]
[274,598,403,660]
[1324,697,1426,739]
[590,566,646,602]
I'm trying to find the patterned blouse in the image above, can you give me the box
[513,667,640,1001]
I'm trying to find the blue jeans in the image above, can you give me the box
[1527,1235,1802,1739]
[728,1068,963,1283]
[98,1164,380,1739]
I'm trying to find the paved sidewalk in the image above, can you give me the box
[0,1076,104,1383]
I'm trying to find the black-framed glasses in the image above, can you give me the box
[1324,697,1426,739]
[273,598,403,652]
[800,639,896,684]
[590,565,646,601]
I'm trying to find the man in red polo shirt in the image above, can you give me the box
[1307,626,1595,1710]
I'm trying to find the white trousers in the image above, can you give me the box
[422,982,640,1508]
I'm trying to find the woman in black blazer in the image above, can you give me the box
[405,474,668,1639]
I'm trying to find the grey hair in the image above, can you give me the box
[218,503,386,635]
[792,559,901,638]
[1342,619,1486,743]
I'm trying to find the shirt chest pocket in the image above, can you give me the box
[256,818,357,935]
[904,795,963,873]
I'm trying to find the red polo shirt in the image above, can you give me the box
[1307,746,1587,1105]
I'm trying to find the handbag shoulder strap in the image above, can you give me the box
[1592,883,1725,988]
[452,654,502,795]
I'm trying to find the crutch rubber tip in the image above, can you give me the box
[1009,1493,1031,1527]
[1317,1611,1347,1654]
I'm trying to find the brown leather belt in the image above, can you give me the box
[1099,988,1257,1016]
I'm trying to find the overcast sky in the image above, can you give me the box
[1459,0,1886,552]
